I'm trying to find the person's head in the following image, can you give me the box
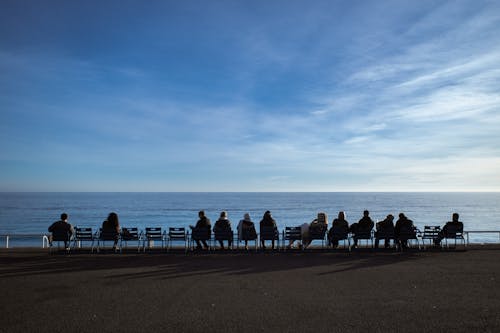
[244,213,251,221]
[264,210,271,218]
[399,213,406,219]
[107,212,119,224]
[60,213,68,221]
[452,213,459,222]
[387,214,394,221]
[317,212,327,223]
[220,211,227,219]
[338,211,346,220]
[363,210,369,217]
[199,210,205,218]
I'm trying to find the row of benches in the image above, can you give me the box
[49,225,466,253]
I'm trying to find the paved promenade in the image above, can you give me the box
[1,246,499,332]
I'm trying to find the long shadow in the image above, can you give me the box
[0,248,428,280]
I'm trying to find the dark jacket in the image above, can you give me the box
[376,218,395,232]
[328,218,349,239]
[195,216,211,236]
[213,218,232,232]
[443,220,463,233]
[260,215,277,230]
[332,218,349,230]
[358,216,374,231]
[48,220,74,236]
[395,217,414,236]
[102,219,119,235]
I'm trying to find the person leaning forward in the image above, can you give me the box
[375,214,395,249]
[394,213,414,249]
[190,210,211,250]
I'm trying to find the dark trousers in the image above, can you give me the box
[195,239,209,249]
[375,238,391,248]
[217,240,232,249]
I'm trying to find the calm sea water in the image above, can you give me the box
[1,192,499,247]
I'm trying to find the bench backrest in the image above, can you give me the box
[375,229,395,238]
[99,228,119,241]
[330,225,349,240]
[444,224,464,237]
[353,230,372,240]
[121,227,140,240]
[284,227,302,241]
[169,227,186,240]
[191,227,211,241]
[260,226,279,240]
[52,230,71,242]
[214,229,233,241]
[309,225,327,240]
[397,226,417,240]
[145,227,163,240]
[422,226,441,239]
[241,227,257,241]
[74,227,93,240]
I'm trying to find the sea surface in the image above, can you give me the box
[1,192,499,247]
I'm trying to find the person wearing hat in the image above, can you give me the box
[237,213,257,250]
[213,211,233,250]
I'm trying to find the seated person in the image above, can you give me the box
[394,213,414,249]
[259,210,278,250]
[328,211,349,248]
[237,213,257,250]
[350,210,374,248]
[48,213,75,249]
[213,211,233,250]
[190,210,211,250]
[434,213,464,245]
[102,212,120,250]
[302,212,328,248]
[375,214,395,248]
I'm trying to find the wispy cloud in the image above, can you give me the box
[1,1,500,191]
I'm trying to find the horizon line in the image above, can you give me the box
[1,190,499,194]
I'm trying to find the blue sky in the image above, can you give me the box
[1,0,499,192]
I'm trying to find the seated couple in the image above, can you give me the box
[327,211,381,249]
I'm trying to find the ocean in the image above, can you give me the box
[1,192,499,247]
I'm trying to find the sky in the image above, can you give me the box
[1,0,500,192]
